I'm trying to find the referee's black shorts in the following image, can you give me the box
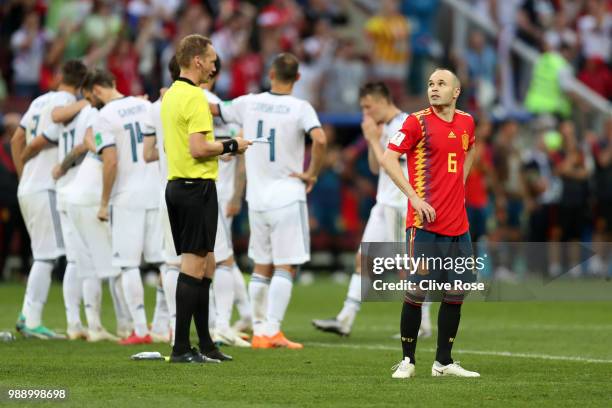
[165,178,218,255]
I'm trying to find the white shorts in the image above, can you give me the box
[110,206,163,268]
[157,202,181,265]
[18,190,64,260]
[248,201,310,265]
[67,204,120,278]
[214,200,234,263]
[360,203,406,250]
[59,210,80,263]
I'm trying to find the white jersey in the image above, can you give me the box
[17,91,75,196]
[377,112,409,209]
[95,96,159,209]
[49,105,97,193]
[62,108,102,207]
[219,92,321,211]
[205,89,240,202]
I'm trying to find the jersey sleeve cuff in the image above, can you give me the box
[97,143,116,154]
[42,133,59,145]
[387,143,405,154]
[306,126,322,136]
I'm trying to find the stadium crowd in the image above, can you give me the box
[0,0,611,279]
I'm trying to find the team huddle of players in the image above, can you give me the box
[12,53,331,349]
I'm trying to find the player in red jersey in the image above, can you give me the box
[382,69,480,378]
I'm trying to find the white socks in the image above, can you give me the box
[248,273,270,336]
[421,302,432,331]
[161,264,179,344]
[232,264,252,323]
[265,269,294,337]
[22,260,53,328]
[82,277,102,331]
[150,283,169,335]
[213,264,234,332]
[63,261,83,328]
[121,268,148,337]
[108,275,132,333]
[337,274,361,329]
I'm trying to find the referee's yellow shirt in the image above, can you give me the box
[161,78,217,180]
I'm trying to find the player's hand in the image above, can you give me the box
[409,196,436,223]
[219,154,233,162]
[226,198,242,217]
[52,164,65,180]
[361,115,383,144]
[97,204,109,222]
[290,172,317,193]
[235,137,252,154]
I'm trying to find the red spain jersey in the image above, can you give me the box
[387,107,475,236]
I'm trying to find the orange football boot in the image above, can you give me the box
[251,335,273,349]
[268,332,303,349]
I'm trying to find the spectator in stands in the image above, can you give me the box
[591,119,612,277]
[524,40,574,120]
[10,11,49,97]
[107,36,143,96]
[556,121,592,242]
[322,38,367,113]
[577,57,612,100]
[466,118,494,243]
[364,0,410,103]
[522,124,562,274]
[401,0,440,96]
[461,30,498,113]
[577,0,611,64]
[555,121,593,275]
[492,119,524,242]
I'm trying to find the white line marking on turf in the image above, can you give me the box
[308,342,612,364]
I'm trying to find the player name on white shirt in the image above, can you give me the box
[219,91,321,211]
[17,91,75,196]
[378,112,409,210]
[95,96,160,209]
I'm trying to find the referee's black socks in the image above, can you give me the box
[194,277,216,354]
[400,301,422,364]
[436,302,462,365]
[173,273,202,355]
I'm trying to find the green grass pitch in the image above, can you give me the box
[1,278,611,407]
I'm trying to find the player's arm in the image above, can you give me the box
[21,134,53,164]
[291,127,328,193]
[189,131,250,158]
[227,153,246,217]
[53,128,92,180]
[98,146,117,221]
[51,99,88,124]
[143,135,159,162]
[382,149,435,223]
[84,129,96,153]
[463,145,476,184]
[209,103,220,117]
[10,126,26,179]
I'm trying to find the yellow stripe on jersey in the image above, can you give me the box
[411,109,429,228]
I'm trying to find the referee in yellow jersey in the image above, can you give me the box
[161,34,251,363]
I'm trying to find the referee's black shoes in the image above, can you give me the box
[170,347,221,364]
[203,347,233,362]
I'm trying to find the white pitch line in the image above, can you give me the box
[308,342,612,364]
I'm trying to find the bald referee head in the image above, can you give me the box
[161,34,250,363]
